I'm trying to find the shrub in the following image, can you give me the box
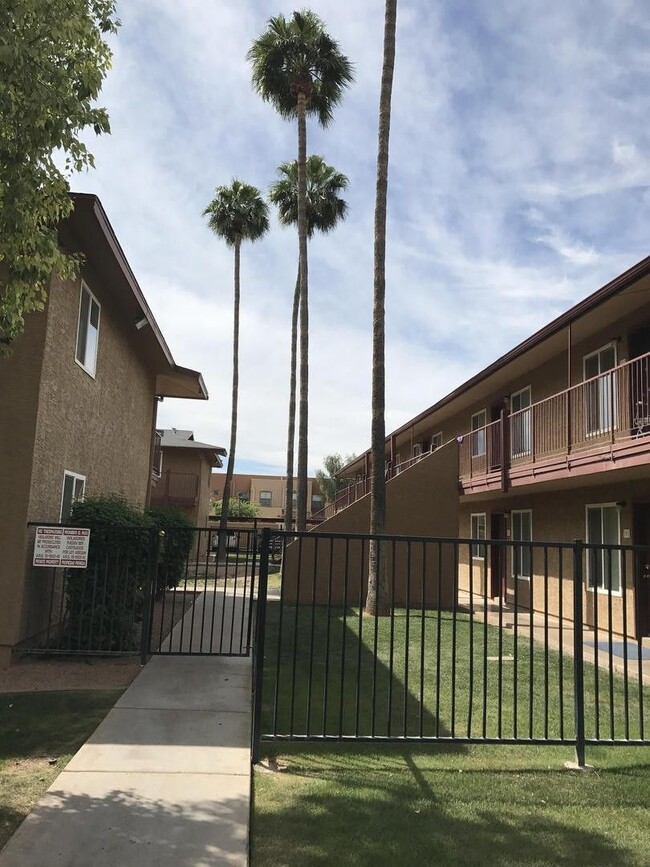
[148,506,195,591]
[64,494,153,651]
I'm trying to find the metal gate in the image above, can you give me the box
[22,523,259,659]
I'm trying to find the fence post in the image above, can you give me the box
[571,539,587,768]
[252,528,271,764]
[140,528,162,665]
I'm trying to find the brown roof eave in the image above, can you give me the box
[340,254,650,476]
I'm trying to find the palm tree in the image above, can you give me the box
[248,11,353,531]
[269,155,349,530]
[366,0,397,616]
[203,180,269,551]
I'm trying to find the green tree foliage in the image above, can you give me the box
[148,506,195,591]
[66,494,151,651]
[211,497,260,519]
[315,453,357,504]
[0,0,119,352]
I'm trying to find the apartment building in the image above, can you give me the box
[314,256,650,638]
[0,193,208,664]
[151,429,226,528]
[210,472,324,521]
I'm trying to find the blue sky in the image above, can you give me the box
[71,0,650,474]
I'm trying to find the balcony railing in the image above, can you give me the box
[150,470,199,506]
[460,350,650,487]
[151,431,162,480]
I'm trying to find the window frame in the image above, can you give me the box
[471,409,487,458]
[259,490,272,507]
[75,282,101,378]
[583,343,618,436]
[585,503,622,596]
[311,493,324,511]
[60,471,86,522]
[510,386,532,458]
[511,509,533,581]
[470,513,487,560]
[431,432,443,451]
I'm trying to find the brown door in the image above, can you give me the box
[489,403,503,470]
[632,504,650,636]
[490,513,507,599]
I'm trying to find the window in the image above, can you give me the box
[292,491,298,504]
[471,513,486,559]
[471,410,487,458]
[431,432,443,451]
[511,510,532,580]
[394,452,402,473]
[259,491,272,507]
[584,344,617,435]
[586,504,621,593]
[60,471,86,522]
[75,283,100,376]
[511,386,532,458]
[413,443,422,458]
[311,493,324,512]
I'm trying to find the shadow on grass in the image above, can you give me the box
[253,745,648,867]
[261,602,462,742]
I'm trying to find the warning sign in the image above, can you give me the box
[33,527,91,568]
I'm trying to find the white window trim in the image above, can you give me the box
[585,502,622,597]
[583,342,617,380]
[413,443,422,457]
[510,386,533,459]
[471,409,487,458]
[471,512,487,560]
[60,471,86,522]
[431,432,443,450]
[75,282,101,378]
[511,509,533,581]
[259,491,273,506]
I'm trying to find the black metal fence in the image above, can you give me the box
[22,523,260,658]
[252,530,650,762]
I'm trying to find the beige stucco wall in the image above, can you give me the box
[0,307,48,662]
[282,444,460,608]
[458,476,650,637]
[2,267,158,658]
[210,472,323,520]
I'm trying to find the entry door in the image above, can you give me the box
[584,344,617,434]
[490,513,507,599]
[632,504,650,636]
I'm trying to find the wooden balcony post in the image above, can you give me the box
[500,406,510,492]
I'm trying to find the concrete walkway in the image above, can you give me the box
[0,593,253,867]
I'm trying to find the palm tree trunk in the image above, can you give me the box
[219,235,241,558]
[284,266,300,531]
[296,91,309,532]
[366,0,397,615]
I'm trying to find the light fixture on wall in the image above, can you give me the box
[135,315,148,330]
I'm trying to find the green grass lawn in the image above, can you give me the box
[0,690,122,850]
[253,601,650,865]
[260,603,649,742]
[253,743,650,866]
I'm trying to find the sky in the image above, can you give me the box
[71,0,650,475]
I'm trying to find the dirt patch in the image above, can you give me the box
[1,590,198,693]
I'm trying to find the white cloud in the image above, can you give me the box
[69,0,650,475]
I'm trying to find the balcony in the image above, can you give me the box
[459,351,650,493]
[150,470,199,507]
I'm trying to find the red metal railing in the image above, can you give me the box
[460,351,650,482]
[150,470,199,506]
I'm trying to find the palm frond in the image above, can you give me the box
[269,155,349,237]
[203,180,270,247]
